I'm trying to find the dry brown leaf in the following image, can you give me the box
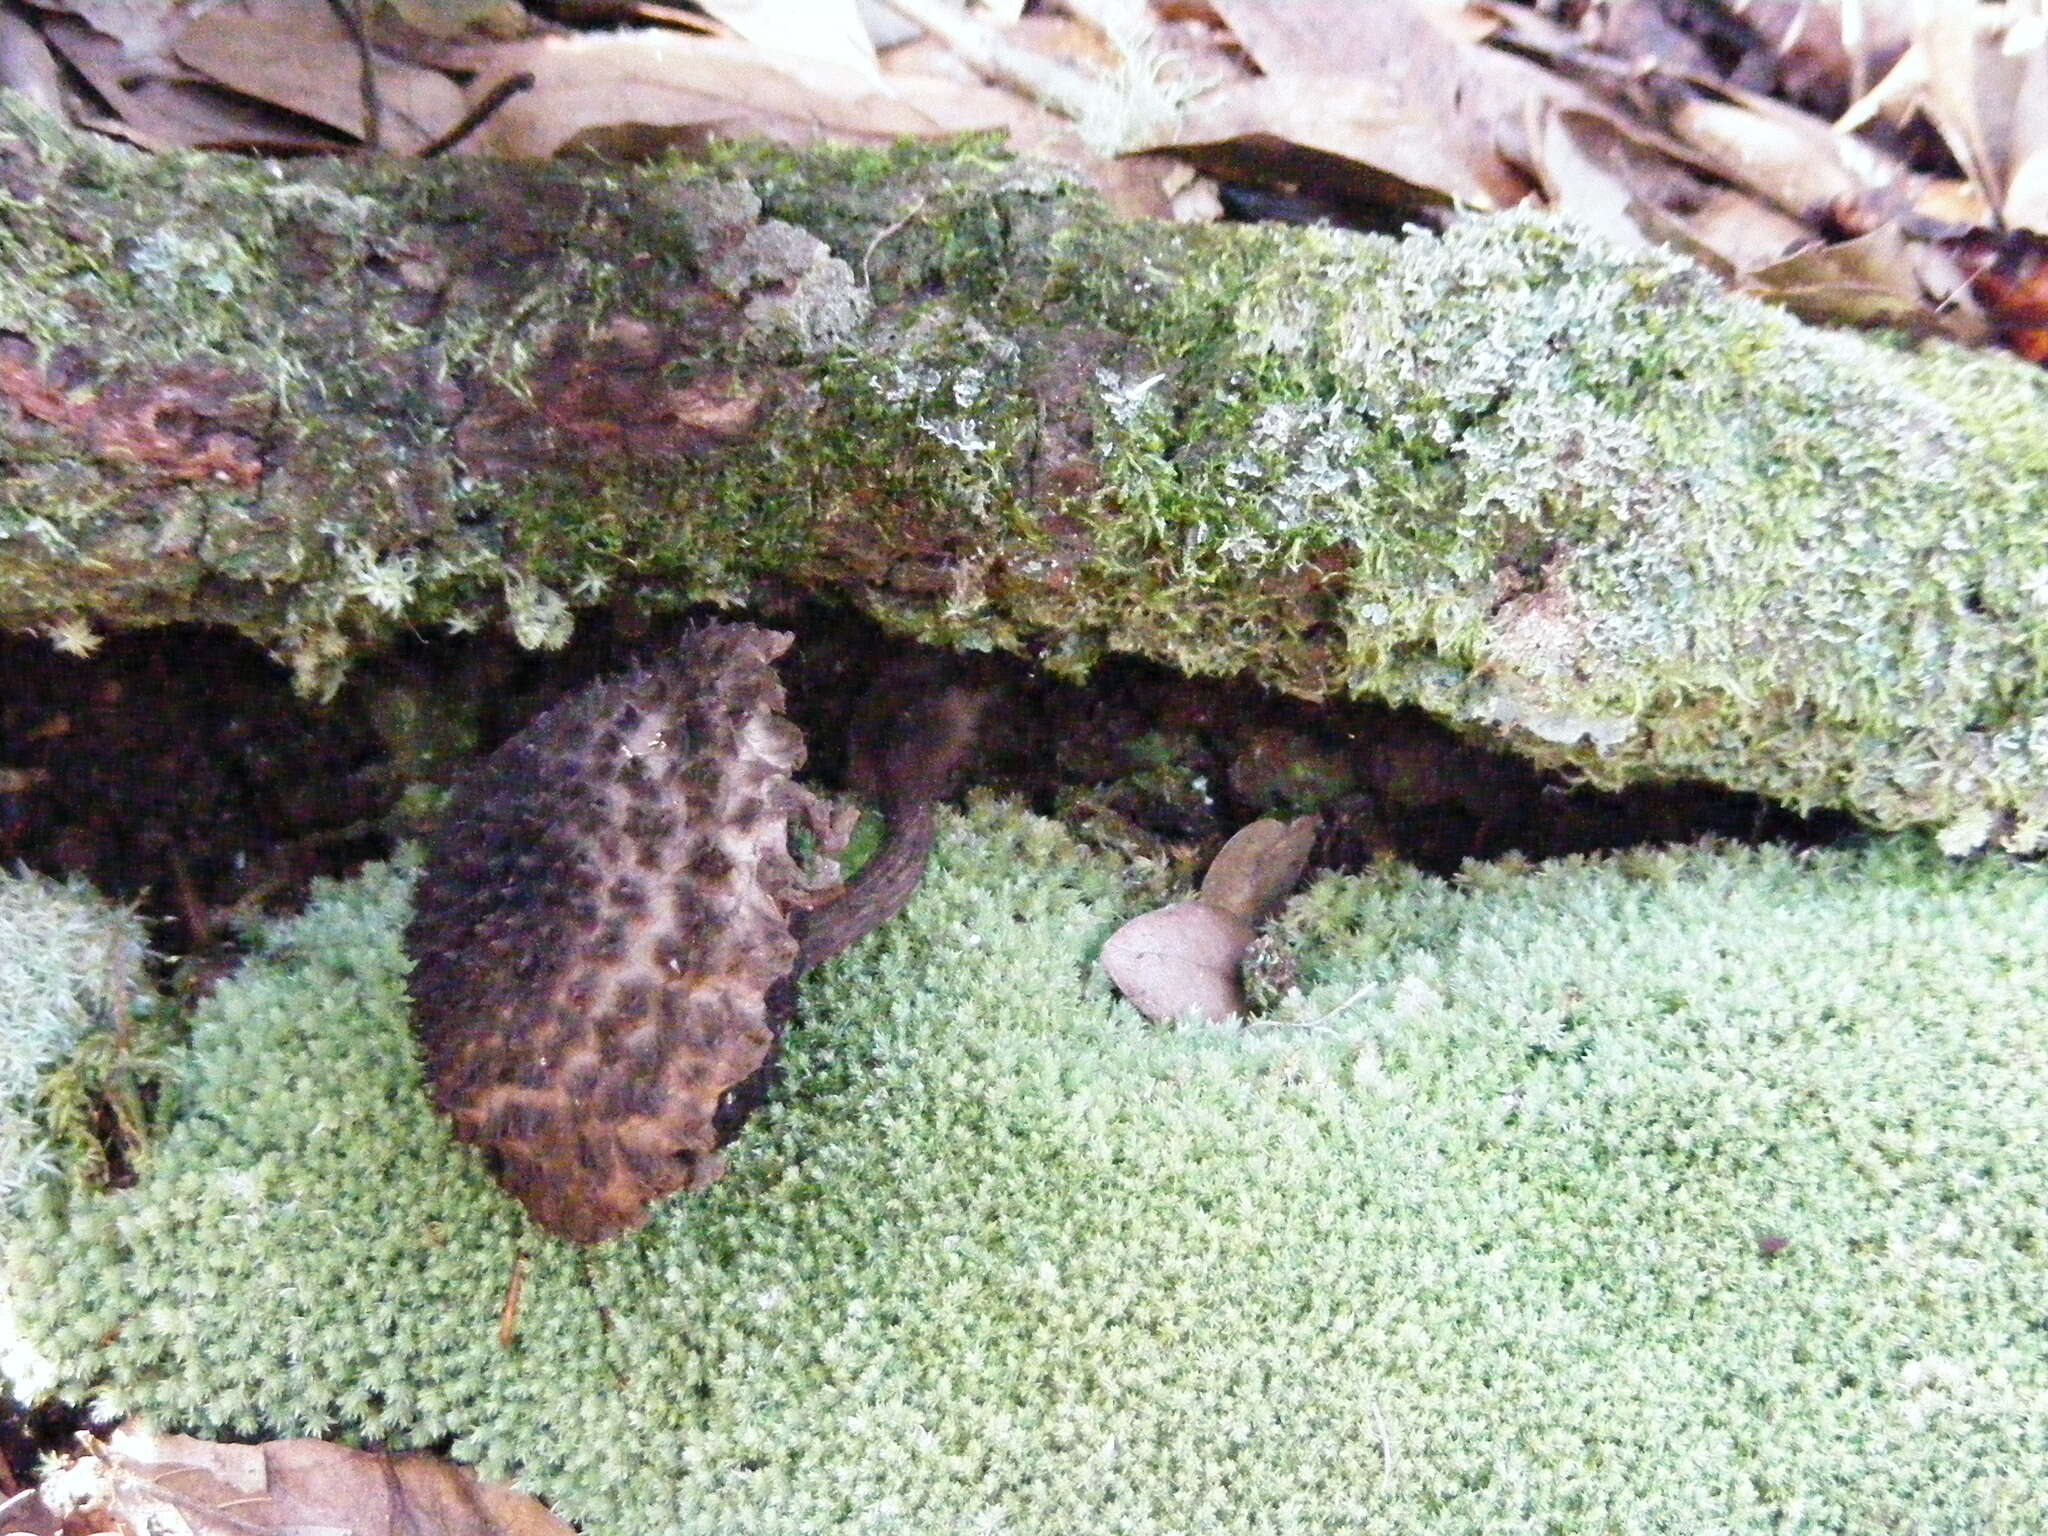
[32,1426,572,1536]
[172,0,467,152]
[1525,102,1687,251]
[1525,102,1810,272]
[1918,5,2041,225]
[1000,11,1127,76]
[1587,0,1743,84]
[1146,0,1542,211]
[1102,814,1318,1023]
[880,38,1128,185]
[44,16,352,152]
[457,33,947,157]
[1847,5,2048,232]
[1100,899,1252,1023]
[0,6,67,113]
[1738,0,1919,107]
[1199,814,1316,925]
[0,1484,73,1536]
[1677,184,1813,271]
[1742,221,1987,338]
[1912,174,1996,226]
[1154,82,1510,215]
[454,22,1175,213]
[1665,94,1874,218]
[18,0,190,68]
[879,49,1183,216]
[381,0,530,42]
[872,0,1108,124]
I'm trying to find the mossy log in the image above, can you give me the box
[5,96,2048,844]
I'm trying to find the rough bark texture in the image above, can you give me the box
[5,96,2048,844]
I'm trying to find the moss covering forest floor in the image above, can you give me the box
[6,802,2047,1535]
[3,609,2044,1531]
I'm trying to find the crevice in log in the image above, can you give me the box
[0,608,1856,964]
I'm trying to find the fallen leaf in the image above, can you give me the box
[457,33,947,157]
[1744,221,1984,339]
[0,1485,73,1536]
[1147,0,1540,213]
[1525,102,1690,251]
[382,0,530,41]
[44,17,353,152]
[1674,185,1813,272]
[0,7,66,114]
[881,45,1179,216]
[173,0,467,151]
[1919,3,2048,229]
[34,1426,573,1536]
[1199,813,1317,924]
[1102,814,1319,1023]
[1664,93,1877,219]
[19,0,187,68]
[1100,898,1252,1023]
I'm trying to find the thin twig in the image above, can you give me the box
[1250,979,1376,1033]
[1369,1389,1398,1495]
[420,73,537,159]
[861,195,930,289]
[497,1251,529,1349]
[325,0,383,153]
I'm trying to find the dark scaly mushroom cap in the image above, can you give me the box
[405,624,856,1245]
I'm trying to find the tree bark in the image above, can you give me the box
[5,96,2048,846]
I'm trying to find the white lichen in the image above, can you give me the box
[44,616,101,658]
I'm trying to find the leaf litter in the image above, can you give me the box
[3,0,2043,356]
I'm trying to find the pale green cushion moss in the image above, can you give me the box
[6,805,2048,1533]
[0,870,145,1213]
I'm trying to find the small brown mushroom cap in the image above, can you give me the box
[405,624,851,1245]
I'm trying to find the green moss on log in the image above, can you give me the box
[6,98,2048,837]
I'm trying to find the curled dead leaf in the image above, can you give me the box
[457,33,948,158]
[172,0,468,152]
[1102,815,1318,1023]
[1745,222,1990,342]
[26,1426,573,1536]
[1199,813,1317,924]
[1141,0,1546,215]
[1100,898,1252,1024]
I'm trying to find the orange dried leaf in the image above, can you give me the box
[1147,0,1542,211]
[456,33,948,157]
[1744,223,1983,340]
[38,1427,573,1536]
[44,17,349,152]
